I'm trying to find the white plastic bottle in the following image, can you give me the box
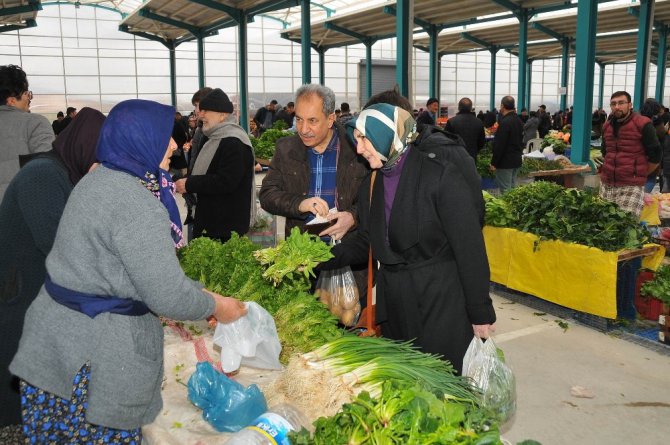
[225,403,308,445]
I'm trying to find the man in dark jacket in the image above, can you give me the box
[174,88,255,242]
[253,99,277,134]
[260,84,368,241]
[444,97,485,160]
[52,111,64,134]
[490,96,523,192]
[416,97,439,127]
[59,106,77,132]
[273,101,294,128]
[537,104,551,137]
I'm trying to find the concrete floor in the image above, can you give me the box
[491,291,670,445]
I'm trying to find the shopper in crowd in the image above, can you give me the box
[444,97,485,160]
[320,103,495,374]
[59,106,77,132]
[638,98,665,193]
[0,107,105,440]
[52,110,64,134]
[0,65,54,201]
[274,101,295,128]
[337,102,354,126]
[181,86,213,238]
[260,84,369,301]
[253,99,278,134]
[260,83,368,241]
[523,110,541,147]
[519,107,529,124]
[416,97,439,127]
[537,104,551,138]
[10,99,247,444]
[599,91,661,218]
[175,89,255,242]
[490,96,523,192]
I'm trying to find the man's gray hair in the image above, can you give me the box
[296,83,336,115]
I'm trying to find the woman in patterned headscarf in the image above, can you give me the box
[325,103,496,374]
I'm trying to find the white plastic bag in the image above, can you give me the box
[213,302,282,373]
[463,336,516,424]
[315,266,361,327]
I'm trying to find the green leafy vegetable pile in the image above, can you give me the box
[251,121,292,160]
[254,227,334,286]
[178,231,342,363]
[640,265,670,305]
[517,158,564,177]
[484,181,649,251]
[289,380,502,445]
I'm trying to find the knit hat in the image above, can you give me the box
[199,88,234,113]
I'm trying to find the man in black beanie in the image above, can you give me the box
[174,88,256,242]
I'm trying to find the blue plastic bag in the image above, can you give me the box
[187,362,268,432]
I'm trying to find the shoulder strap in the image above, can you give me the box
[360,171,379,337]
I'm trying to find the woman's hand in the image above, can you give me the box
[298,196,329,217]
[320,211,355,240]
[205,289,247,324]
[473,323,496,339]
[174,178,187,194]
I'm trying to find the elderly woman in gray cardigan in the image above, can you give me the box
[10,99,246,443]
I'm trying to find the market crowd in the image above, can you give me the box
[1,60,665,443]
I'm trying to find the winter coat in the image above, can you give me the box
[523,116,540,146]
[492,112,523,169]
[444,111,485,159]
[259,122,369,238]
[0,105,54,201]
[324,128,495,373]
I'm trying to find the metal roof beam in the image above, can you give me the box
[383,5,433,31]
[118,24,168,44]
[532,22,567,42]
[187,0,240,21]
[138,9,199,35]
[0,2,41,18]
[627,5,664,30]
[461,32,495,50]
[442,13,516,30]
[0,18,36,33]
[248,0,300,18]
[202,18,240,34]
[489,0,520,15]
[324,22,373,44]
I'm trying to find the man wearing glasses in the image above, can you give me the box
[599,91,661,218]
[0,65,53,201]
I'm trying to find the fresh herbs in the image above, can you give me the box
[302,336,478,402]
[484,182,649,251]
[179,231,343,363]
[251,121,292,160]
[254,227,334,286]
[640,265,670,305]
[289,381,501,445]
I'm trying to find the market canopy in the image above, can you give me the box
[413,1,670,65]
[0,0,41,32]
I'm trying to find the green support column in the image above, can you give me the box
[365,43,373,101]
[395,0,411,97]
[490,48,497,112]
[526,60,532,110]
[633,0,655,109]
[428,24,439,99]
[238,14,249,132]
[197,35,205,89]
[301,0,311,84]
[517,9,528,111]
[598,62,606,110]
[571,0,598,164]
[655,26,667,103]
[168,41,177,107]
[318,48,326,85]
[436,56,442,103]
[560,39,570,112]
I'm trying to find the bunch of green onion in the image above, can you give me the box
[302,336,479,402]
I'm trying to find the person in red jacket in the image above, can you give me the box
[599,91,661,218]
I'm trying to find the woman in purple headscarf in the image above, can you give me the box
[0,107,105,437]
[10,100,246,443]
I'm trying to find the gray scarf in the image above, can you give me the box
[192,118,257,228]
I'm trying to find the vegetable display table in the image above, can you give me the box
[484,226,664,319]
[527,164,590,188]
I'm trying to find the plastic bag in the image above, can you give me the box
[462,336,516,424]
[213,302,282,373]
[188,361,268,432]
[316,266,361,327]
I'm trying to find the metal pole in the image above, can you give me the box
[598,62,606,110]
[197,35,205,89]
[633,0,655,109]
[490,48,497,112]
[395,0,412,97]
[517,9,528,111]
[318,48,325,85]
[655,26,667,103]
[365,43,373,101]
[301,0,311,84]
[428,25,438,99]
[238,14,249,132]
[560,39,570,112]
[168,41,177,107]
